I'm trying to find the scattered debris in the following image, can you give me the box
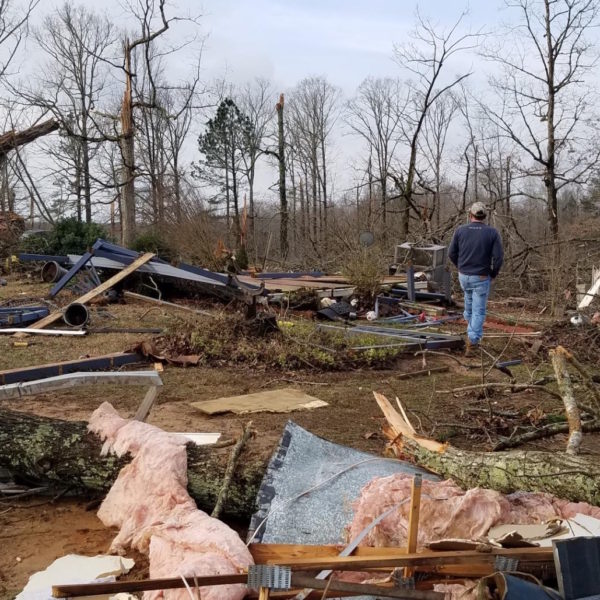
[577,266,600,310]
[171,433,222,446]
[17,554,134,600]
[0,327,86,336]
[0,305,48,326]
[29,251,155,330]
[191,389,328,415]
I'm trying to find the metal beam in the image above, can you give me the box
[18,253,69,264]
[0,371,162,401]
[0,352,143,385]
[48,239,104,297]
[0,307,49,326]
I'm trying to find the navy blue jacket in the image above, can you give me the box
[448,221,504,278]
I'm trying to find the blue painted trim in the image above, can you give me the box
[18,254,69,264]
[0,352,144,384]
[0,307,49,326]
[49,250,95,297]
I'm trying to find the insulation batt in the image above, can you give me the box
[347,473,600,548]
[348,474,600,600]
[88,402,253,600]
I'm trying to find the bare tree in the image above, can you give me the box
[119,0,183,245]
[420,92,459,230]
[392,10,480,238]
[237,78,275,241]
[287,76,340,249]
[482,0,600,240]
[25,2,116,223]
[345,77,403,231]
[0,1,39,81]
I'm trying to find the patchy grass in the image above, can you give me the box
[156,312,427,371]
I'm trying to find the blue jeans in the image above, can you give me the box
[458,273,491,344]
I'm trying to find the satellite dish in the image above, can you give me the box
[359,231,375,248]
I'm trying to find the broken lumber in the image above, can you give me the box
[51,573,441,599]
[374,392,600,505]
[289,575,442,599]
[0,408,265,520]
[269,547,553,571]
[52,574,247,598]
[32,252,155,329]
[247,544,551,579]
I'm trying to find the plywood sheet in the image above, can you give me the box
[191,388,328,415]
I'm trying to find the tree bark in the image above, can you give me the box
[544,0,559,240]
[375,392,600,506]
[120,41,136,247]
[0,409,266,520]
[277,94,288,258]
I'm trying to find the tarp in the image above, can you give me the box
[248,421,438,545]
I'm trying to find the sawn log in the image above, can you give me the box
[374,392,600,505]
[0,409,266,519]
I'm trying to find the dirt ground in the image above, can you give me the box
[0,275,596,599]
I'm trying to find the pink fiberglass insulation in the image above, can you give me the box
[347,473,600,549]
[88,402,253,600]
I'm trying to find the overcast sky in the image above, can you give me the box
[21,1,518,210]
[39,0,497,95]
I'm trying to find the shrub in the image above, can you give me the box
[342,247,387,303]
[18,218,106,256]
[131,230,175,261]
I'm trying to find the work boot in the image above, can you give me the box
[464,339,479,357]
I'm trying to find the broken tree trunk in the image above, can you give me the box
[0,409,266,520]
[550,346,582,454]
[374,392,600,505]
[0,119,59,157]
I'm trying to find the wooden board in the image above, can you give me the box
[32,252,155,329]
[248,543,550,579]
[266,547,554,571]
[249,543,409,563]
[191,389,328,415]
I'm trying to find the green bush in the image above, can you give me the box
[18,218,107,256]
[131,230,175,261]
[18,231,52,255]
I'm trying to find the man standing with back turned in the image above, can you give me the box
[448,202,503,355]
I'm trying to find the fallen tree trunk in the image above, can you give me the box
[0,409,266,519]
[374,393,600,505]
[0,119,59,156]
